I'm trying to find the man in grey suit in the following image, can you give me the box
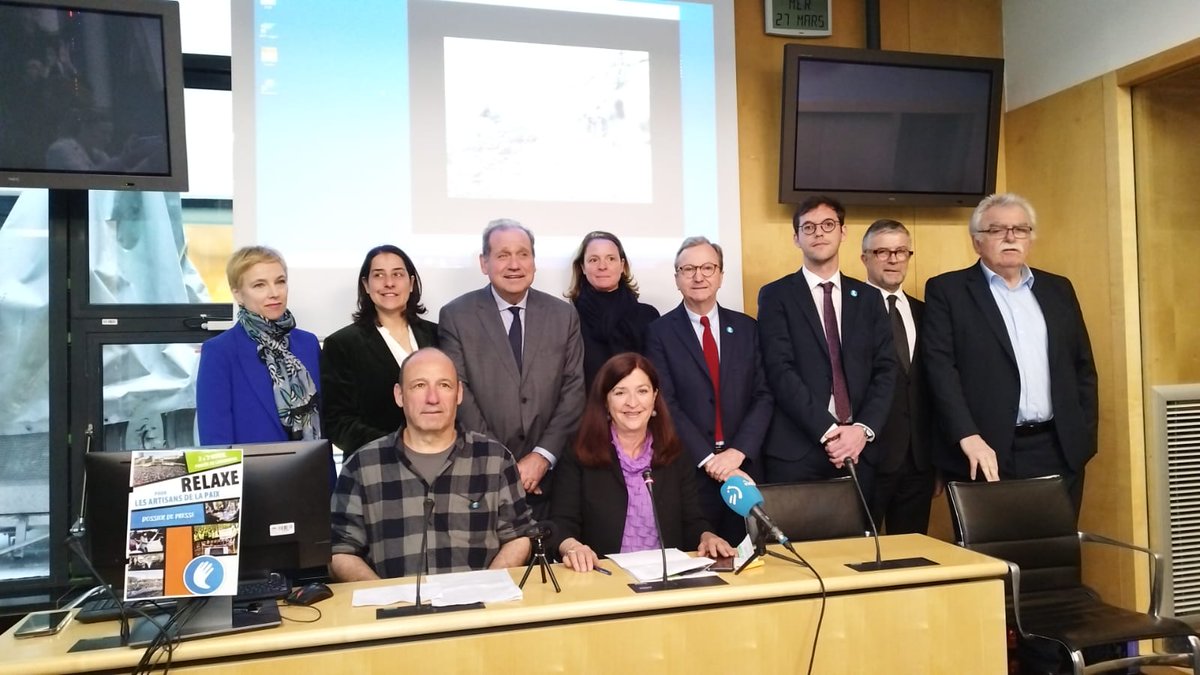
[439,219,586,517]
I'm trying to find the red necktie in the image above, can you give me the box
[700,316,724,443]
[820,282,852,423]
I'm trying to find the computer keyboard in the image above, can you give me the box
[75,574,293,623]
[76,596,176,623]
[234,573,292,602]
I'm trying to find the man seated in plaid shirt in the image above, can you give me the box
[330,348,534,581]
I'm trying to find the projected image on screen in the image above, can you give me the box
[444,38,651,203]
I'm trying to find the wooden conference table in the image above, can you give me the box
[3,534,1008,674]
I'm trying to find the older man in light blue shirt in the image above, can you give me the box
[923,193,1098,517]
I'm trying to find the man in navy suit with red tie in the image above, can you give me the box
[757,196,897,498]
[646,237,774,543]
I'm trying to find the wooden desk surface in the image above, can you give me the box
[2,534,1007,674]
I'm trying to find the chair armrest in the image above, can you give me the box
[1079,531,1165,617]
[1004,560,1031,637]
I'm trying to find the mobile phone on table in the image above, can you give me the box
[13,610,72,638]
[709,556,735,572]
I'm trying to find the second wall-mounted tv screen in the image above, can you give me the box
[0,0,188,192]
[779,45,1003,207]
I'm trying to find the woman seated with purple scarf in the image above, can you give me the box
[549,352,736,571]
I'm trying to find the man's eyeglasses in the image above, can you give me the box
[868,248,913,261]
[798,219,840,235]
[676,263,721,278]
[979,225,1034,239]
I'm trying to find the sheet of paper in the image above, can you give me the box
[733,535,764,571]
[428,569,523,607]
[350,569,523,607]
[351,582,443,607]
[606,549,715,582]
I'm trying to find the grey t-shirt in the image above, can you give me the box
[404,443,453,485]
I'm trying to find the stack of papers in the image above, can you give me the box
[605,549,715,582]
[350,569,523,608]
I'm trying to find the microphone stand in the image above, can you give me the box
[844,460,936,572]
[378,496,483,618]
[629,470,726,593]
[65,425,143,652]
[645,471,669,587]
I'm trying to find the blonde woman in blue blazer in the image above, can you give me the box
[197,246,322,445]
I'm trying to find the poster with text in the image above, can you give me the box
[124,449,243,600]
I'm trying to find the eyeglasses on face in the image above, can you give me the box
[868,248,913,261]
[675,263,721,278]
[979,225,1034,239]
[799,219,840,235]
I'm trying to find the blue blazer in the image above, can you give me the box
[645,303,774,479]
[196,323,322,445]
[757,272,897,465]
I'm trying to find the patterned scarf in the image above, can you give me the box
[238,307,321,439]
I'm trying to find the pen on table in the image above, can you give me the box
[592,565,612,576]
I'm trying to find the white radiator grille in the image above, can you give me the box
[1151,387,1200,620]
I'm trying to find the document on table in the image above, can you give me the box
[605,548,716,582]
[350,569,523,607]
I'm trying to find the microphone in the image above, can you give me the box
[413,496,435,611]
[844,460,936,572]
[642,470,669,586]
[720,475,799,557]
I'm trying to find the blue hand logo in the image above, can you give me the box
[183,555,225,595]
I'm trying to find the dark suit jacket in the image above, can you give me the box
[320,317,439,454]
[196,323,321,444]
[873,292,932,473]
[549,444,711,557]
[757,271,897,465]
[921,263,1098,476]
[439,285,585,460]
[645,303,774,478]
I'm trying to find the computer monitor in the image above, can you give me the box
[81,440,332,644]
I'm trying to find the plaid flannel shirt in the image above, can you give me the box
[331,430,532,578]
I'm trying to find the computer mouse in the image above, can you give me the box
[286,582,333,606]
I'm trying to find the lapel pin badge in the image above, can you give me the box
[850,289,858,298]
[726,326,733,334]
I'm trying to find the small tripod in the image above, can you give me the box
[518,529,560,593]
[734,532,809,574]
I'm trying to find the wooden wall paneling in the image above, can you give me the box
[1004,75,1148,609]
[1133,66,1200,387]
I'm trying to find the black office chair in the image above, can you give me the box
[748,477,870,543]
[947,476,1200,675]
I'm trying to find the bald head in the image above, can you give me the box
[395,348,463,435]
[398,347,458,387]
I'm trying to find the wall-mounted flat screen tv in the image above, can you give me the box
[779,45,1002,207]
[0,0,188,191]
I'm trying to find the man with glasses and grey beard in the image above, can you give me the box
[922,193,1097,519]
[756,195,897,499]
[645,236,773,543]
[859,219,934,535]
